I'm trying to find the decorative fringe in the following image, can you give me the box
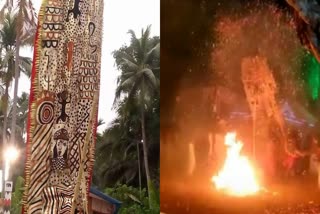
[86,0,104,199]
[22,1,47,212]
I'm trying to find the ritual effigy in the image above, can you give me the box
[22,0,104,213]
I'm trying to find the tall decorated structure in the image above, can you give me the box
[22,0,104,212]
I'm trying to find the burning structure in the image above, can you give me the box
[161,0,320,213]
[212,132,260,196]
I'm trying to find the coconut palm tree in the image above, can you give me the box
[0,92,30,183]
[6,93,30,182]
[1,0,37,146]
[7,92,29,142]
[93,94,159,204]
[10,0,37,146]
[0,13,33,147]
[113,26,159,208]
[94,98,142,188]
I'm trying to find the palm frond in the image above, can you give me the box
[1,49,15,66]
[0,13,17,47]
[121,72,141,89]
[18,56,32,77]
[140,25,152,61]
[144,43,160,64]
[123,142,137,160]
[0,1,13,22]
[128,29,138,46]
[97,119,105,127]
[117,51,137,66]
[128,29,142,63]
[127,77,143,103]
[142,68,157,89]
[120,58,139,72]
[121,71,136,79]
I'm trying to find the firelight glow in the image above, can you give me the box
[212,132,260,196]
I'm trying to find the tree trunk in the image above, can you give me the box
[137,142,142,200]
[1,85,9,198]
[141,106,153,209]
[2,85,9,147]
[11,41,20,146]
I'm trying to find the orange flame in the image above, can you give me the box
[212,132,260,196]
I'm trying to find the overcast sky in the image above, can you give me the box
[17,0,160,133]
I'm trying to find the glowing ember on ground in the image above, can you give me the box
[212,132,260,196]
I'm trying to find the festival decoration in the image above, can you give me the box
[22,0,104,213]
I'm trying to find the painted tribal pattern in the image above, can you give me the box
[23,0,104,213]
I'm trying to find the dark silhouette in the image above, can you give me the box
[57,90,70,123]
[66,0,82,25]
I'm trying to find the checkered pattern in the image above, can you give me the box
[52,157,67,171]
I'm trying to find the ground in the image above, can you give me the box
[160,175,320,214]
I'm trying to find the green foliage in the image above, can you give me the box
[11,176,25,214]
[93,95,160,188]
[0,13,17,47]
[93,27,160,208]
[148,180,159,209]
[112,26,160,107]
[111,25,159,209]
[0,12,32,155]
[105,184,159,214]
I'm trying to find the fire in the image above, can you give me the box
[212,132,260,196]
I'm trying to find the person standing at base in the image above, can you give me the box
[283,128,306,177]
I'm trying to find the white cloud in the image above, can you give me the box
[17,0,160,133]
